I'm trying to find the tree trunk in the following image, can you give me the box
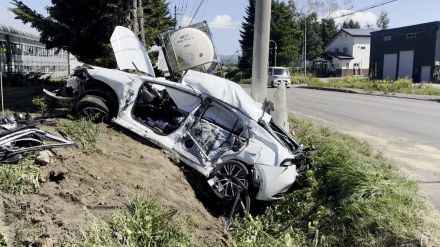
[132,0,139,36]
[138,0,145,45]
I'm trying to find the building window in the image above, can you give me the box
[383,35,392,41]
[406,33,416,39]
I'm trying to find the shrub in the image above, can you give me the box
[57,118,100,148]
[32,96,48,117]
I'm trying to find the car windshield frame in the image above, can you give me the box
[273,68,289,76]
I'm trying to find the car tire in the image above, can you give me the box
[209,160,250,200]
[75,95,110,122]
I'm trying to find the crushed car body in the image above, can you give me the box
[44,26,311,201]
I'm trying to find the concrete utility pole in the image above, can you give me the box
[251,0,272,103]
[272,82,289,132]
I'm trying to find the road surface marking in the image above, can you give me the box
[289,111,337,126]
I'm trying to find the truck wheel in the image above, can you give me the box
[75,95,109,122]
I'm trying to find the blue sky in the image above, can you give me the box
[1,0,440,55]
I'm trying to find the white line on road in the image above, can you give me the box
[289,111,337,126]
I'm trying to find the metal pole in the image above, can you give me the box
[269,40,278,67]
[67,51,70,76]
[251,0,271,103]
[304,14,307,77]
[0,72,4,117]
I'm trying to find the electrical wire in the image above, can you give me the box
[332,0,398,19]
[189,0,205,25]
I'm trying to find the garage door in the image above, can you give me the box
[420,66,431,82]
[383,53,397,80]
[398,50,414,78]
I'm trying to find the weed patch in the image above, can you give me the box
[307,77,440,95]
[32,96,48,117]
[71,198,190,247]
[232,117,440,246]
[57,118,100,148]
[0,155,44,194]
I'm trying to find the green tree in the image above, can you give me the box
[320,18,337,49]
[143,0,175,47]
[238,0,255,70]
[342,19,361,28]
[10,0,174,67]
[238,0,301,69]
[10,0,131,67]
[301,12,323,61]
[270,0,301,67]
[376,11,390,30]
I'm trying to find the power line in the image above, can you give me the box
[189,0,205,25]
[332,0,398,20]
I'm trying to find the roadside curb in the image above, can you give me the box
[296,86,440,103]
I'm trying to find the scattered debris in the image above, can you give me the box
[49,171,65,184]
[35,150,52,166]
[0,113,76,163]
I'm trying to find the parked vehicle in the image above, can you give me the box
[44,26,311,202]
[268,67,291,88]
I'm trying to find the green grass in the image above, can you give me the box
[57,118,100,148]
[0,155,45,194]
[291,73,321,85]
[307,76,440,96]
[0,233,6,247]
[231,116,440,247]
[71,198,190,247]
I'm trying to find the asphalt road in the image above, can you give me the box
[274,88,440,213]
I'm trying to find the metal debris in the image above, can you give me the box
[0,113,76,163]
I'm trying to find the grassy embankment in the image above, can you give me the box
[1,111,438,246]
[231,116,440,246]
[305,76,440,96]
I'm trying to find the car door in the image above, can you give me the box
[181,97,249,166]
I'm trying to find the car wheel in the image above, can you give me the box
[209,161,249,200]
[75,95,109,122]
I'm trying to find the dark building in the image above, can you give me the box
[370,21,440,82]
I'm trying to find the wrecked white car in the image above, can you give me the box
[44,26,311,202]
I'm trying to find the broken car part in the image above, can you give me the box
[0,113,76,163]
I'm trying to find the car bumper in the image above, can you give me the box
[272,80,292,87]
[254,164,298,201]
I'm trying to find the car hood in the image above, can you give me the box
[181,70,267,122]
[110,26,155,77]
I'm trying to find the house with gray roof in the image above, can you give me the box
[312,28,376,77]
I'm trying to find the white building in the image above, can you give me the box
[0,25,70,78]
[312,28,376,77]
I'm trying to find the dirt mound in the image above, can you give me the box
[0,124,227,246]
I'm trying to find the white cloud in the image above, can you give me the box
[209,15,239,29]
[329,10,378,28]
[180,16,194,27]
[0,7,39,35]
